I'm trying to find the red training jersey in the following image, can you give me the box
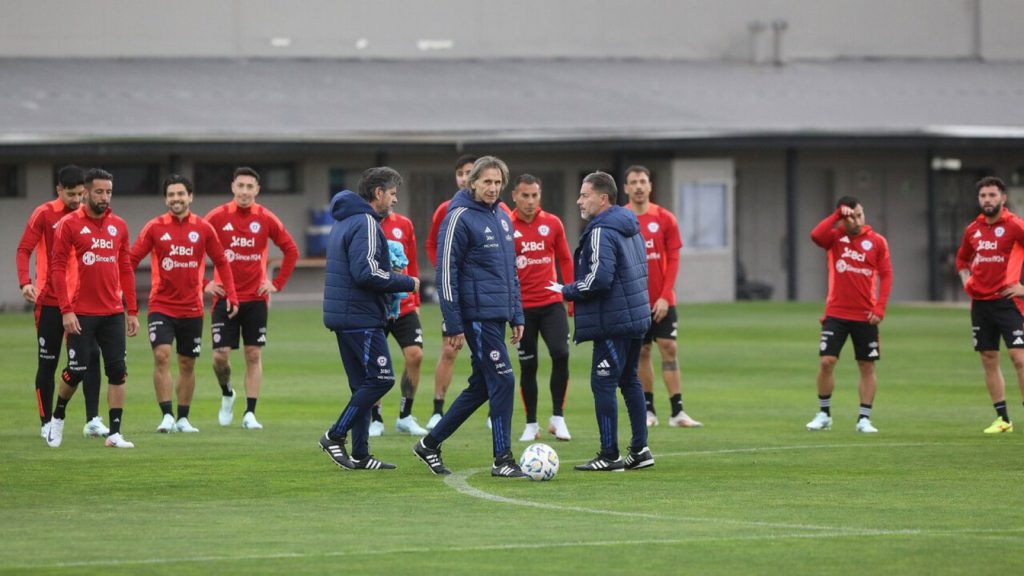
[955,208,1024,301]
[427,196,512,267]
[810,210,893,321]
[511,209,573,309]
[635,203,683,307]
[16,199,79,308]
[204,201,299,303]
[381,212,421,317]
[51,207,137,316]
[131,212,239,318]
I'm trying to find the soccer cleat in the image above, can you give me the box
[983,417,1013,434]
[806,411,833,431]
[83,416,110,437]
[218,390,236,426]
[646,410,659,427]
[368,420,385,437]
[351,454,397,470]
[104,433,135,448]
[395,415,428,436]
[574,452,626,472]
[46,418,65,448]
[413,439,451,475]
[425,413,442,430]
[519,422,540,442]
[319,432,354,470]
[174,418,200,433]
[241,411,263,430]
[624,446,655,470]
[668,411,703,428]
[547,415,572,441]
[855,418,879,433]
[491,452,528,478]
[40,422,50,439]
[157,413,176,433]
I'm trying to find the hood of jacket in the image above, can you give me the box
[583,205,641,238]
[330,190,379,222]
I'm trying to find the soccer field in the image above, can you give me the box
[1,302,1022,575]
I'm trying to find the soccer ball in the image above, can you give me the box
[519,443,559,481]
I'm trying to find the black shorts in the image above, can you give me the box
[819,316,880,362]
[516,302,570,361]
[211,300,268,349]
[36,304,66,363]
[643,306,678,343]
[386,311,424,349]
[148,312,204,357]
[66,313,127,384]
[971,298,1024,352]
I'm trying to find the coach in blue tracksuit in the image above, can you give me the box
[562,171,655,472]
[412,156,527,478]
[319,167,418,471]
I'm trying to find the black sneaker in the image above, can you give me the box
[624,446,655,470]
[319,432,355,470]
[351,454,397,470]
[574,452,625,472]
[413,439,451,475]
[491,452,528,478]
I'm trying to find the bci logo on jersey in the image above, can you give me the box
[841,247,866,262]
[230,236,255,248]
[521,241,546,252]
[169,244,195,256]
[91,237,113,250]
[978,240,999,250]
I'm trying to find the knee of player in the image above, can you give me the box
[404,346,424,367]
[105,361,127,385]
[152,346,172,366]
[656,339,677,357]
[243,347,262,364]
[819,355,839,371]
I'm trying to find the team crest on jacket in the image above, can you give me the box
[377,356,387,367]
[188,231,200,243]
[489,350,501,361]
[996,227,1005,237]
[538,225,550,236]
[391,228,403,239]
[107,225,118,236]
[861,239,873,251]
[249,222,261,234]
[501,220,509,232]
[647,222,660,233]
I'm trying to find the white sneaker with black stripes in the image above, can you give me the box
[319,432,354,470]
[352,454,396,470]
[574,452,625,472]
[491,452,528,478]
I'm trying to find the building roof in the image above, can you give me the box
[2,58,1024,148]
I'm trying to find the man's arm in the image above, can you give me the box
[426,202,447,268]
[810,209,843,249]
[128,221,155,271]
[265,212,299,294]
[870,237,894,324]
[436,210,467,336]
[347,215,416,294]
[563,228,616,302]
[205,223,239,313]
[16,208,45,303]
[955,226,975,288]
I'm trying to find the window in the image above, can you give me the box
[0,164,21,198]
[52,163,161,196]
[679,181,727,249]
[194,163,298,196]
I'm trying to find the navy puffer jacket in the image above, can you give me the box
[323,191,416,331]
[436,189,524,336]
[563,205,651,342]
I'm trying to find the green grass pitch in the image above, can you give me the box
[1,302,1023,575]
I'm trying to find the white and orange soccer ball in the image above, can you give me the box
[519,442,559,481]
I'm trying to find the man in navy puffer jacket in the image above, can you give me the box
[562,171,655,472]
[413,156,527,478]
[319,167,418,471]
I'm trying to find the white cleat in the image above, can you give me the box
[218,391,236,426]
[548,415,572,441]
[157,413,176,433]
[174,417,200,433]
[425,413,442,431]
[105,433,135,448]
[41,422,50,439]
[395,415,428,436]
[806,411,833,431]
[519,422,540,442]
[368,420,385,437]
[46,418,64,448]
[668,411,703,428]
[241,411,263,430]
[855,418,879,433]
[83,416,110,437]
[646,410,659,427]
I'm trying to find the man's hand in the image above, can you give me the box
[126,314,140,337]
[444,333,465,351]
[867,312,883,325]
[412,277,420,293]
[510,324,524,345]
[226,300,239,319]
[62,312,81,335]
[652,298,670,323]
[204,281,226,298]
[21,284,37,303]
[958,269,971,288]
[256,280,278,297]
[1001,282,1024,298]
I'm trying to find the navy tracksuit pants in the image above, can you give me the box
[329,328,395,459]
[591,337,648,457]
